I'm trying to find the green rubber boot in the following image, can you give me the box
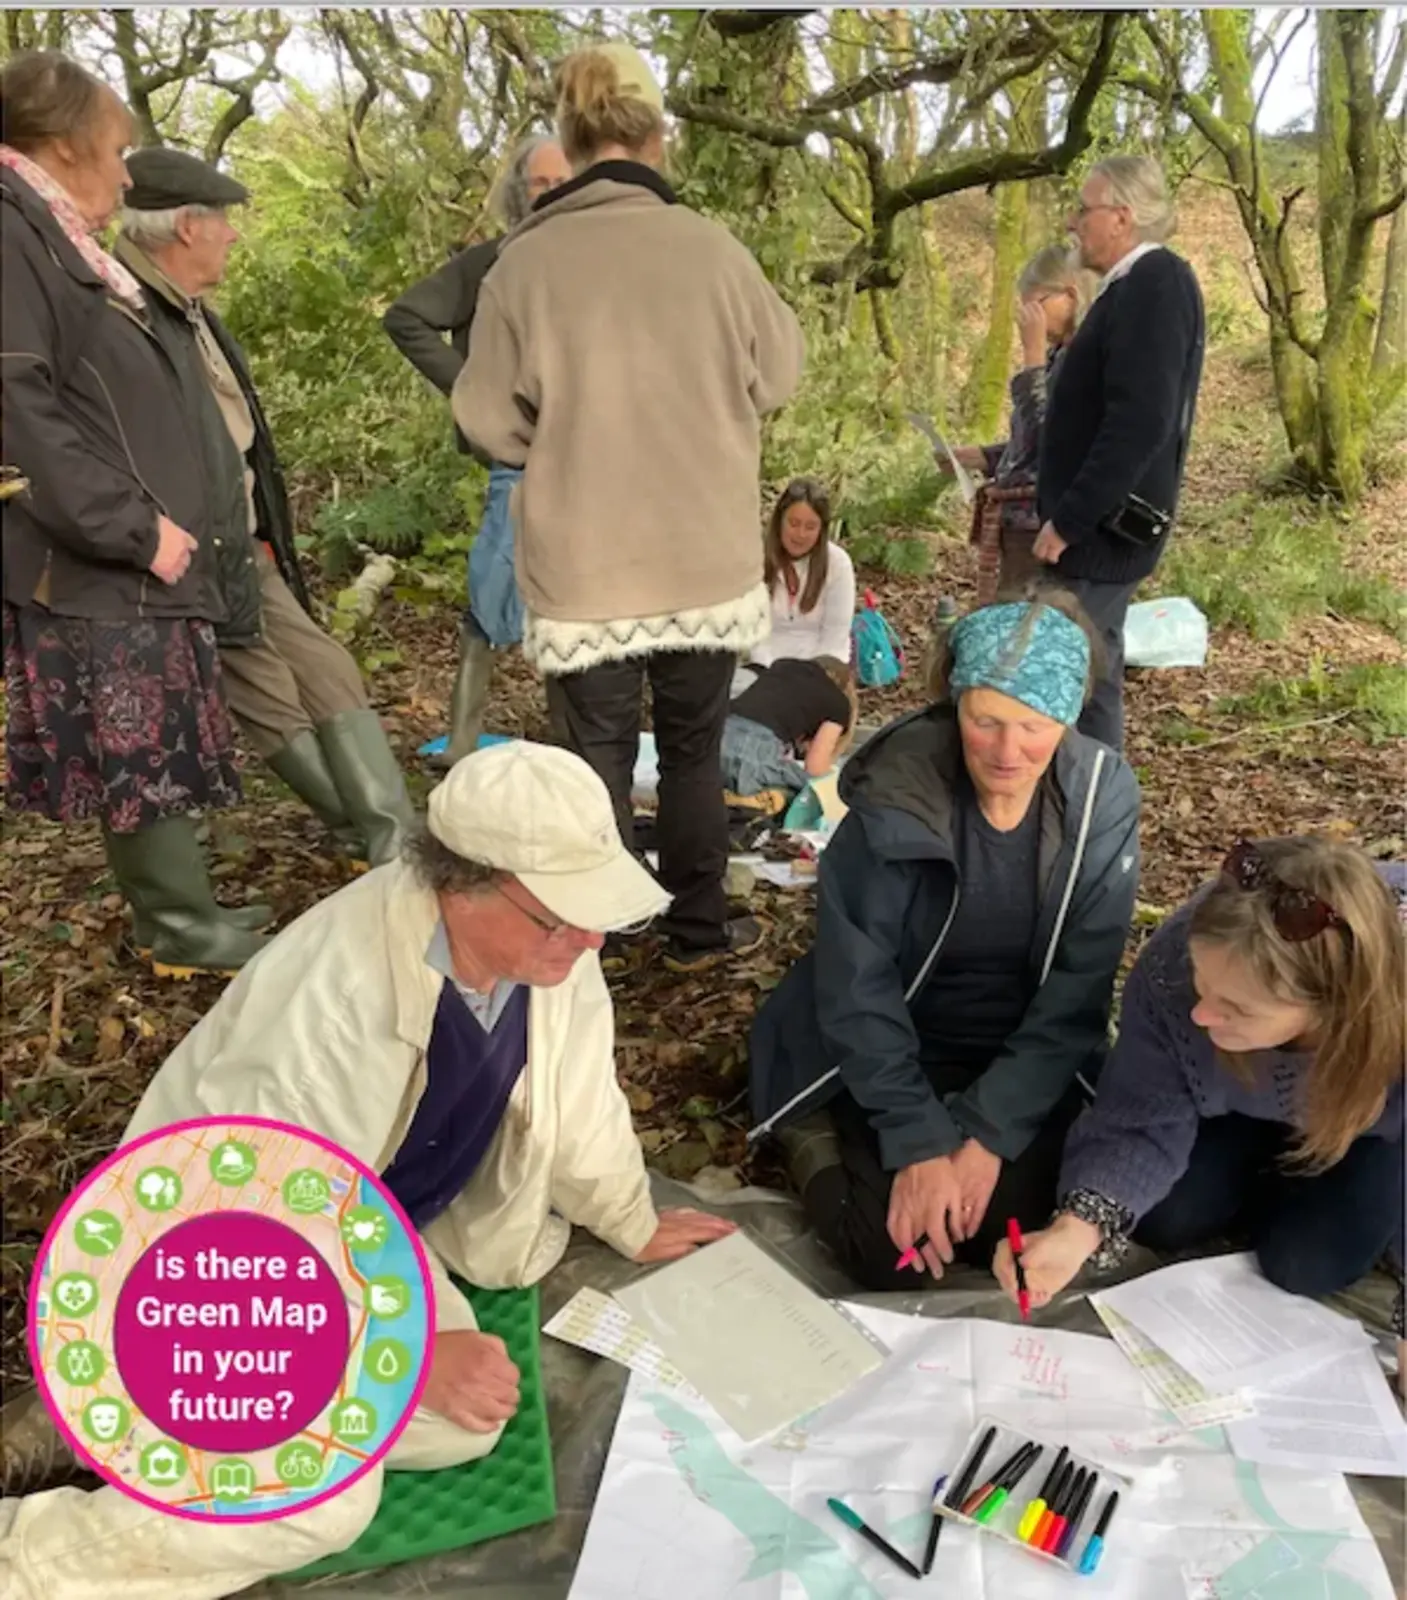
[131,899,274,958]
[103,817,271,979]
[315,708,417,867]
[266,727,368,862]
[428,628,494,772]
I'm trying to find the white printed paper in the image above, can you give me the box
[568,1309,1395,1600]
[1226,1337,1407,1477]
[1093,1253,1368,1392]
[614,1231,887,1443]
[543,1287,695,1393]
[1090,1299,1255,1431]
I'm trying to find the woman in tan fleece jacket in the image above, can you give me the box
[454,40,805,968]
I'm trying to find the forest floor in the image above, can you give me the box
[2,200,1404,1395]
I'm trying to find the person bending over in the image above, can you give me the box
[994,836,1406,1374]
[748,590,1140,1290]
[721,655,854,800]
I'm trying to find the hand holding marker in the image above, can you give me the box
[1006,1215,1031,1320]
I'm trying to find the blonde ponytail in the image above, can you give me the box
[554,43,664,167]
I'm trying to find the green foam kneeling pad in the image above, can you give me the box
[287,1281,554,1578]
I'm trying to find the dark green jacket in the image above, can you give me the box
[1,168,222,622]
[117,239,311,642]
[383,238,501,464]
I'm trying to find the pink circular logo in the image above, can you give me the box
[113,1212,349,1453]
[29,1116,434,1523]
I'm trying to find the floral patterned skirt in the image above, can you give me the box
[3,603,242,834]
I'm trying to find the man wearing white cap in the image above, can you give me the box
[1,741,732,1599]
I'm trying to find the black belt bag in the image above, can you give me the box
[1101,492,1171,547]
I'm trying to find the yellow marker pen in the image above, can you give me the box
[1017,1446,1069,1543]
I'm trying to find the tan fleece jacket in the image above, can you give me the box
[453,174,805,635]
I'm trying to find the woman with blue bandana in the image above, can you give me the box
[748,591,1141,1289]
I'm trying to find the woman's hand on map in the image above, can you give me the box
[422,1329,521,1433]
[889,1154,965,1278]
[634,1207,737,1263]
[992,1212,1102,1309]
[948,1138,1002,1242]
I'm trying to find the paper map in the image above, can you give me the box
[568,1308,1395,1600]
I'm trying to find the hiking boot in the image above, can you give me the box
[315,709,417,867]
[104,817,271,979]
[266,727,367,861]
[428,628,494,772]
[662,914,764,973]
[0,1387,96,1496]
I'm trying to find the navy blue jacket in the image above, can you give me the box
[748,704,1140,1170]
[1039,247,1205,585]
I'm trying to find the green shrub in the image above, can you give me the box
[1158,498,1406,639]
[1217,659,1407,741]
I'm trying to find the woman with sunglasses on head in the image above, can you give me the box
[994,836,1406,1362]
[750,479,856,670]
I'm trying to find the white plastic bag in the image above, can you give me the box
[1123,597,1209,670]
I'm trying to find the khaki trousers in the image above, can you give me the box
[0,1261,501,1600]
[218,555,368,758]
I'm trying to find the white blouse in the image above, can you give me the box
[750,542,856,666]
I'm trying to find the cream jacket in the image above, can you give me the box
[124,862,659,1320]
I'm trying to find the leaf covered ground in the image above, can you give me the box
[3,319,1404,1404]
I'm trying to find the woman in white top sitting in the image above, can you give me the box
[751,478,856,667]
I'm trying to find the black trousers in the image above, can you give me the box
[545,649,734,950]
[1062,576,1140,751]
[1135,1113,1402,1298]
[801,1086,1083,1292]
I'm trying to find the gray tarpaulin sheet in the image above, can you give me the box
[254,1178,1406,1599]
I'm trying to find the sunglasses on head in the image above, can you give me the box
[1221,839,1343,943]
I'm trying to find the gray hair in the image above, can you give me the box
[1017,243,1100,320]
[493,135,557,228]
[403,826,499,897]
[118,202,223,249]
[1088,155,1176,244]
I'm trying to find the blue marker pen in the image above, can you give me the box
[1077,1489,1120,1576]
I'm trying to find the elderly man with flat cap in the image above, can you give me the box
[114,146,415,869]
[0,740,731,1597]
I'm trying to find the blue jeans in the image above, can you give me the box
[466,464,523,648]
[1135,1113,1401,1298]
[720,716,806,796]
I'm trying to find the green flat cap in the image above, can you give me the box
[124,147,250,211]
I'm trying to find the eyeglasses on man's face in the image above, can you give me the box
[493,880,654,943]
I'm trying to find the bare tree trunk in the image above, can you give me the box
[1372,105,1407,375]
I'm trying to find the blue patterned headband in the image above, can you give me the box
[948,602,1089,726]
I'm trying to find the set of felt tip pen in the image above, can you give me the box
[827,1424,1121,1581]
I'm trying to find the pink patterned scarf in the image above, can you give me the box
[0,143,143,307]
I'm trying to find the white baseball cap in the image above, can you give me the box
[427,741,671,933]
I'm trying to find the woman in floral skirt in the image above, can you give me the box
[1,50,268,976]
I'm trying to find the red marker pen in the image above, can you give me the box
[1007,1216,1031,1320]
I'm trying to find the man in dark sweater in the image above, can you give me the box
[384,136,572,768]
[1035,155,1206,751]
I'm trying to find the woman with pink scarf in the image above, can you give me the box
[1,51,269,977]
